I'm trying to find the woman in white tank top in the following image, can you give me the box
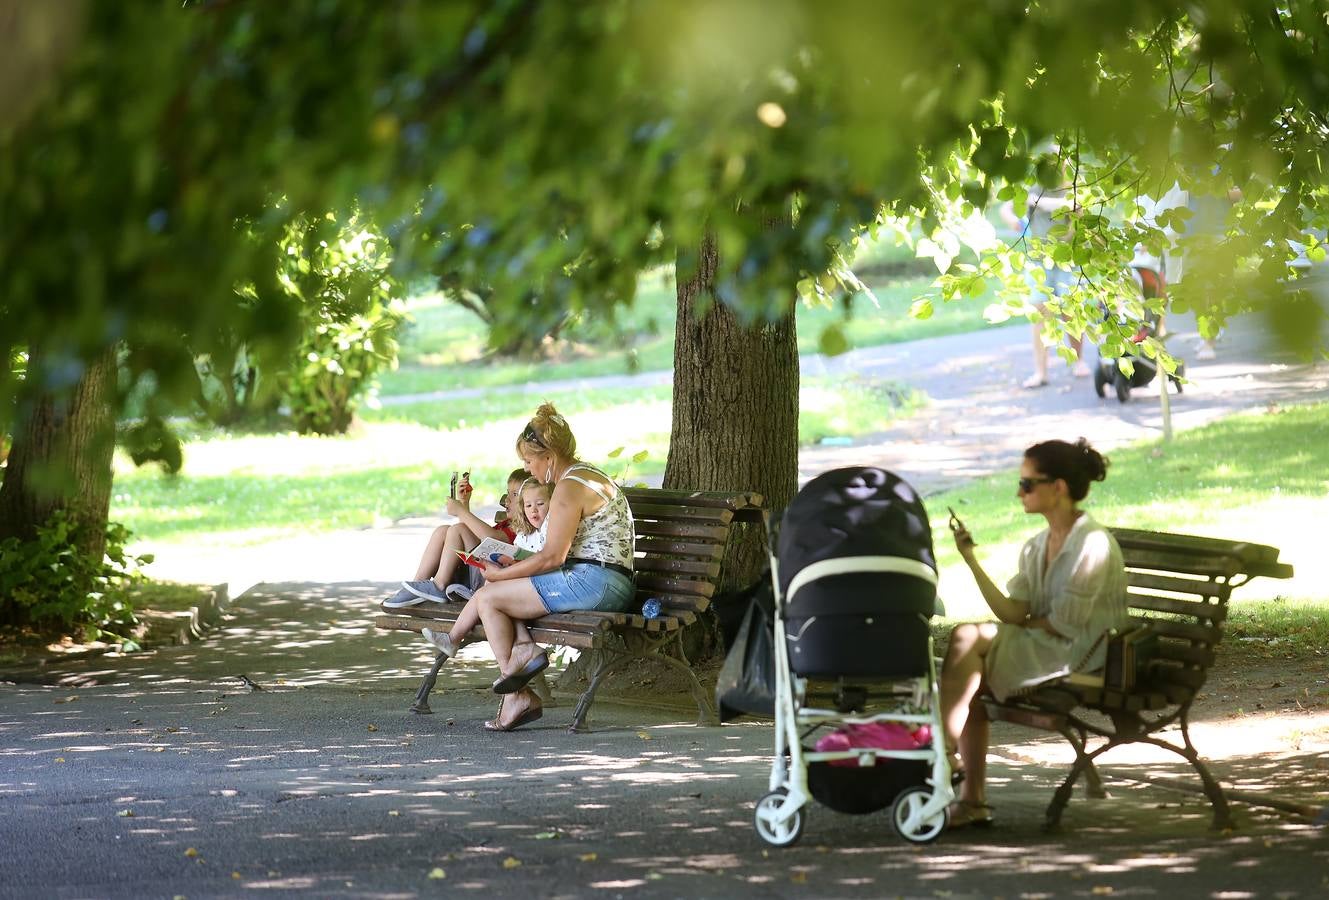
[438,402,636,731]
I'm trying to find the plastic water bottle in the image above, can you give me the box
[642,598,662,619]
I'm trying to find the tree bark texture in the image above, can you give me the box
[0,345,117,564]
[664,230,799,595]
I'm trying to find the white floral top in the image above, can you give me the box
[561,464,635,570]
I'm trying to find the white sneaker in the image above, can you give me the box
[444,583,474,603]
[421,627,457,658]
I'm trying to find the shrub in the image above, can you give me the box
[0,511,151,643]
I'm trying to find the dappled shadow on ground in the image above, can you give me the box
[2,581,487,694]
[3,581,1328,896]
[3,683,1328,897]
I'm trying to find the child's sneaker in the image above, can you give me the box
[444,583,474,603]
[421,627,458,658]
[402,580,446,602]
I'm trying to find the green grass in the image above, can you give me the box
[379,267,1003,397]
[113,377,920,549]
[928,402,1329,636]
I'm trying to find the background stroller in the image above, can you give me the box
[1094,263,1186,403]
[753,467,953,847]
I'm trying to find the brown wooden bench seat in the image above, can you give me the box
[375,487,765,732]
[982,527,1294,831]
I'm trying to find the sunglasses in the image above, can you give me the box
[520,423,545,449]
[1018,476,1055,493]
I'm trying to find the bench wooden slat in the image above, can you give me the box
[629,503,735,525]
[1112,528,1284,566]
[1142,617,1222,645]
[635,556,723,578]
[648,591,712,614]
[633,573,716,599]
[1126,572,1232,602]
[623,488,765,513]
[634,520,731,542]
[375,615,601,650]
[634,536,725,559]
[1126,592,1228,621]
[1120,549,1242,578]
[376,607,613,636]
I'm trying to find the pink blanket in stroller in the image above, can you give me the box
[815,722,932,766]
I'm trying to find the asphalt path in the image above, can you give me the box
[3,582,1327,899]
[3,303,1328,898]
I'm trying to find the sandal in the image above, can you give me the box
[492,645,550,695]
[948,800,994,830]
[483,690,543,732]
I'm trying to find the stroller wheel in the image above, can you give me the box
[1093,365,1108,398]
[1113,369,1130,403]
[754,789,805,848]
[891,786,947,844]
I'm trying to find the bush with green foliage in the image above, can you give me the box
[0,511,150,641]
[194,211,404,435]
[278,214,403,435]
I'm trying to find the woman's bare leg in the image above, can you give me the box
[940,621,998,803]
[473,579,547,675]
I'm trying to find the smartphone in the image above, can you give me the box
[449,471,459,500]
[948,506,975,545]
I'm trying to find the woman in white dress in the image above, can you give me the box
[940,438,1129,828]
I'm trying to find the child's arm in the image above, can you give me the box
[445,495,510,542]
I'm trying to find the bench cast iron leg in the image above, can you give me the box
[570,649,626,733]
[1045,724,1108,830]
[410,652,448,714]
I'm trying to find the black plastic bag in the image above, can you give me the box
[715,579,776,722]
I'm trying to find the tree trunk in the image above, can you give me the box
[663,228,799,662]
[0,345,117,624]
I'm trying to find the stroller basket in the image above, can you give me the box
[808,759,932,815]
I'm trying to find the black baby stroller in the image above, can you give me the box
[1094,264,1186,403]
[752,467,953,847]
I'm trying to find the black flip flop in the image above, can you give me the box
[483,703,543,732]
[492,650,550,695]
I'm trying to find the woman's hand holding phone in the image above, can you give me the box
[948,505,977,558]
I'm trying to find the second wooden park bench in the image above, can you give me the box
[376,487,765,732]
[983,527,1294,830]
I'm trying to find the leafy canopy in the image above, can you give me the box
[3,0,1327,436]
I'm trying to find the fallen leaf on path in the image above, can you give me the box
[54,696,78,704]
[149,747,165,753]
[184,848,198,858]
[791,871,807,884]
[1091,888,1114,896]
[428,867,446,880]
[502,857,522,869]
[388,810,400,817]
[117,810,134,817]
[367,724,379,732]
[54,757,65,763]
[578,853,598,862]
[231,872,242,880]
[636,731,652,740]
[533,831,558,840]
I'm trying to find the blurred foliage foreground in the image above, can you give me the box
[4,1,1329,633]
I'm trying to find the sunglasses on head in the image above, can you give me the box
[1018,476,1055,493]
[520,423,545,449]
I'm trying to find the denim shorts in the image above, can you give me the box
[530,563,634,614]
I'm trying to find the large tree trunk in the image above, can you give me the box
[664,229,799,661]
[0,345,117,625]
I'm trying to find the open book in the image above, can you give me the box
[456,536,534,570]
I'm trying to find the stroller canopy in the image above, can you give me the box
[778,467,937,617]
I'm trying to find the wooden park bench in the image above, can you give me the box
[375,487,765,732]
[983,527,1294,830]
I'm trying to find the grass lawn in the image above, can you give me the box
[112,377,921,550]
[927,402,1329,642]
[379,266,1005,397]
